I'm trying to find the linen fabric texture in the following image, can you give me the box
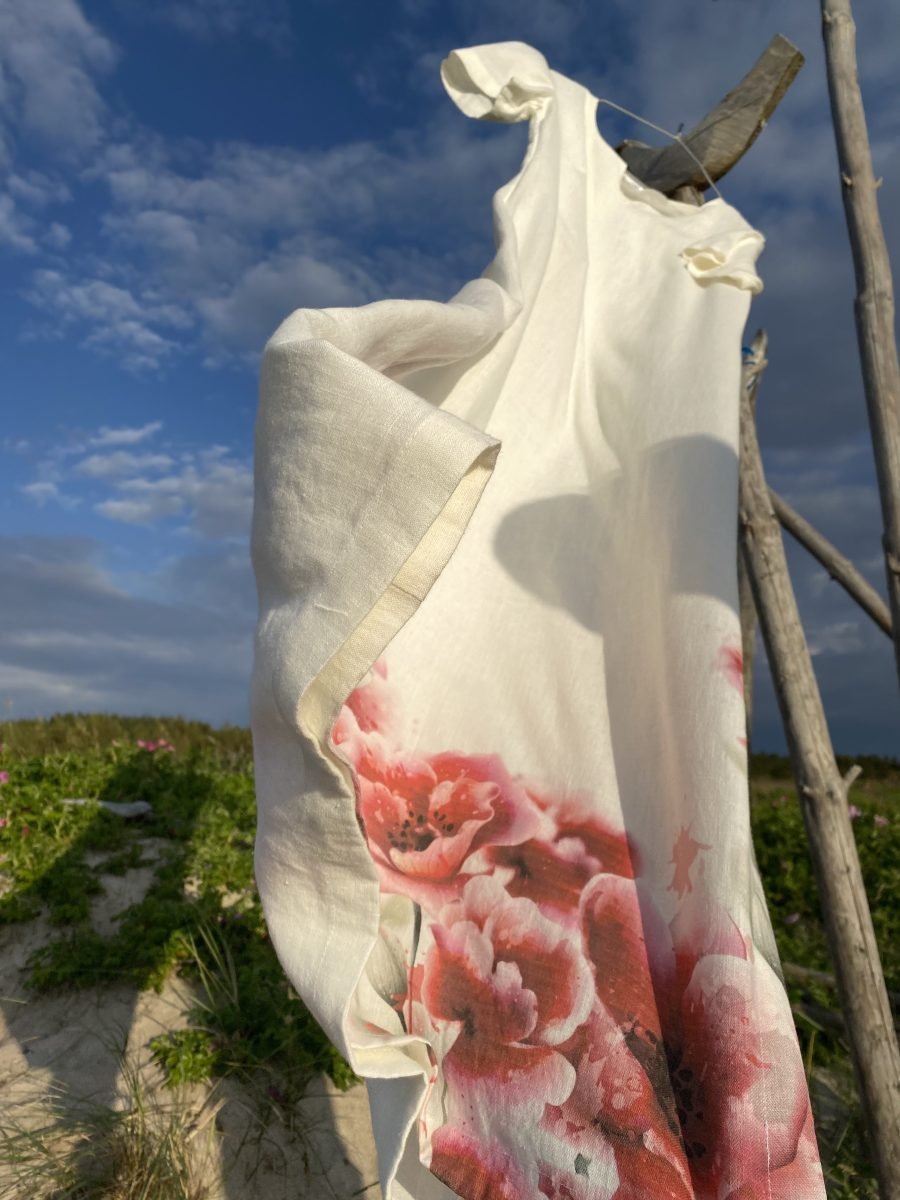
[250,41,826,1200]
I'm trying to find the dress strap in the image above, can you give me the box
[440,41,554,123]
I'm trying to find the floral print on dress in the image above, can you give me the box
[329,658,825,1200]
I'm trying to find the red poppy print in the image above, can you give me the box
[579,873,822,1198]
[422,875,593,1107]
[358,751,545,886]
[430,1126,533,1200]
[329,658,825,1200]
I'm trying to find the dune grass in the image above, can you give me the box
[0,1035,214,1200]
[0,713,897,1197]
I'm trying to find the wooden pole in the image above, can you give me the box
[820,0,900,696]
[770,487,893,637]
[737,552,757,751]
[739,330,900,1199]
[739,378,760,751]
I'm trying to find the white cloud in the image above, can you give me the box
[17,427,252,539]
[95,495,185,524]
[111,456,253,539]
[24,269,191,370]
[1,438,31,454]
[0,535,254,724]
[6,168,71,207]
[196,251,379,352]
[0,0,118,156]
[20,480,80,509]
[90,421,163,447]
[73,113,523,363]
[0,193,38,253]
[45,221,71,249]
[75,450,174,478]
[807,620,866,657]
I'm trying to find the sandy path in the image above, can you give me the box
[0,845,383,1199]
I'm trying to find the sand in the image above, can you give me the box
[0,842,383,1199]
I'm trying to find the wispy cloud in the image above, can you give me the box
[90,422,163,447]
[24,269,192,371]
[0,535,253,724]
[0,0,117,156]
[106,451,253,538]
[75,450,175,478]
[120,0,293,49]
[20,480,81,510]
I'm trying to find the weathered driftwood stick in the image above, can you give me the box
[794,1000,900,1037]
[770,487,893,636]
[821,0,900,699]
[739,330,900,1198]
[618,34,804,195]
[784,960,900,1010]
[739,370,761,752]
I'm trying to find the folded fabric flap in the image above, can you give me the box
[680,227,766,294]
[441,41,555,123]
[250,326,500,1083]
[265,281,519,380]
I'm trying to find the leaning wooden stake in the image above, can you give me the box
[821,0,900,695]
[770,487,893,637]
[739,330,900,1199]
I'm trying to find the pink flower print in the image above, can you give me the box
[667,826,712,900]
[719,641,744,695]
[676,953,819,1196]
[356,751,546,904]
[530,786,642,879]
[429,1126,533,1200]
[539,1004,692,1200]
[344,655,391,734]
[579,875,823,1196]
[422,875,593,1107]
[330,657,400,773]
[478,790,641,927]
[481,823,633,925]
[580,873,672,1039]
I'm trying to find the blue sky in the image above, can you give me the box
[1,0,899,754]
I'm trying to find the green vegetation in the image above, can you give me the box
[0,713,897,1197]
[0,718,355,1106]
[751,769,899,1199]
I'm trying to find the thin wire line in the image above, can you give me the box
[595,96,724,201]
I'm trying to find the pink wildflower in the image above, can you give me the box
[848,804,863,820]
[874,814,889,829]
[0,817,7,828]
[784,912,801,926]
[0,771,8,785]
